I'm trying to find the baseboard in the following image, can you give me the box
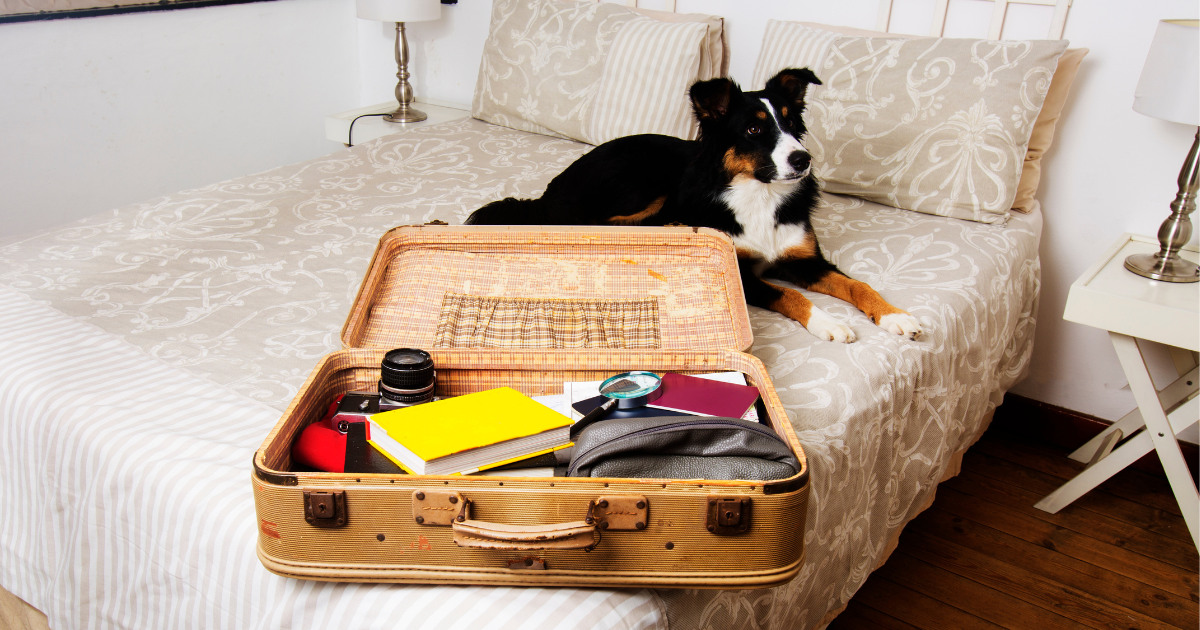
[992,394,1198,480]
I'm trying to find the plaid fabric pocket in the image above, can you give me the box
[434,293,661,349]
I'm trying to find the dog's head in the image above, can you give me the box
[690,68,822,185]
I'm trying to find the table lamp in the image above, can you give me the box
[1124,19,1200,283]
[356,0,442,123]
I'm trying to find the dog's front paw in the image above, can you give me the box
[879,312,923,340]
[807,309,857,343]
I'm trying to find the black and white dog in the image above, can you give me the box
[467,68,921,343]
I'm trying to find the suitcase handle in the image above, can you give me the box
[413,491,649,551]
[451,519,600,551]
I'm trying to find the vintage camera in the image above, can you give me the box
[292,348,436,473]
[377,347,437,408]
[330,347,437,432]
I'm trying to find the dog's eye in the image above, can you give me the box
[746,125,762,136]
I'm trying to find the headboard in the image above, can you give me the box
[878,0,1073,39]
[610,0,1072,39]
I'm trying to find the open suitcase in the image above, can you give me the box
[252,225,809,588]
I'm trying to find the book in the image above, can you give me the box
[645,372,760,419]
[366,387,573,475]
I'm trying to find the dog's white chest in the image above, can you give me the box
[721,178,809,263]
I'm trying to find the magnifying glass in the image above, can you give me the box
[570,371,663,439]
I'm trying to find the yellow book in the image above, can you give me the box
[366,387,573,475]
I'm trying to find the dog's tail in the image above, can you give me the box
[465,197,556,225]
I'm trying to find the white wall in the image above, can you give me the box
[0,0,361,240]
[359,0,1200,429]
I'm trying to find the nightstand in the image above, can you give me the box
[325,101,469,146]
[1035,233,1199,550]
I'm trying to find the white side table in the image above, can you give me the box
[1035,233,1199,550]
[325,101,469,146]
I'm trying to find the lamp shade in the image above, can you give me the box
[356,0,441,23]
[1133,19,1200,126]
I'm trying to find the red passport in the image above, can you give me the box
[646,372,760,418]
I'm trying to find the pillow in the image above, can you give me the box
[628,4,729,81]
[471,0,726,145]
[753,20,1069,224]
[757,23,1087,215]
[1012,46,1087,213]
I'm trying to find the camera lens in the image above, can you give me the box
[379,348,436,405]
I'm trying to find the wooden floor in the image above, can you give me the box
[0,587,46,630]
[2,422,1196,630]
[830,424,1199,629]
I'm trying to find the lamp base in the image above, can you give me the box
[1125,127,1199,283]
[383,105,428,124]
[1124,251,1200,282]
[383,21,427,125]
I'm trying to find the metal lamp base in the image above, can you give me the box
[382,21,427,125]
[1125,126,1200,283]
[384,106,427,124]
[1124,252,1199,282]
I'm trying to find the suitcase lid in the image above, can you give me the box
[341,224,753,352]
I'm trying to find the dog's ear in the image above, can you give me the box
[766,68,822,107]
[690,78,739,122]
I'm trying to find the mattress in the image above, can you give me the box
[0,117,1041,629]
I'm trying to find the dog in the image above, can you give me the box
[466,68,922,343]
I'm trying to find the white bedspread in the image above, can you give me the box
[0,118,1041,629]
[0,288,666,630]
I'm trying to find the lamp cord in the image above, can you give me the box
[347,113,389,147]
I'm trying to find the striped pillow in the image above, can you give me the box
[471,0,724,145]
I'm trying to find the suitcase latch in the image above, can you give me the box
[586,495,648,531]
[304,490,347,528]
[706,496,751,535]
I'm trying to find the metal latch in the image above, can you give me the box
[587,495,649,531]
[706,496,751,535]
[304,490,347,528]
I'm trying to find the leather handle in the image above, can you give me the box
[452,519,599,551]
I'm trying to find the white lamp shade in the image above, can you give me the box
[1133,19,1200,126]
[356,0,441,23]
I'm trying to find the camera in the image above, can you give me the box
[292,348,436,473]
[332,347,437,431]
[377,347,437,407]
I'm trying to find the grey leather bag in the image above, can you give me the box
[564,416,800,480]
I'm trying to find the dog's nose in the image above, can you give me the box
[788,152,811,172]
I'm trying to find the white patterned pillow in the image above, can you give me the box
[753,20,1068,224]
[471,0,724,145]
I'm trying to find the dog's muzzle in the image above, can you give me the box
[777,150,812,181]
[788,151,811,173]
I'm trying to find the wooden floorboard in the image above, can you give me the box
[829,422,1199,630]
[0,586,47,630]
[908,502,1195,627]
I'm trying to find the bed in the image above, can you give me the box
[0,0,1081,628]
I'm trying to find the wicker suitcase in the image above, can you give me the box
[252,225,809,588]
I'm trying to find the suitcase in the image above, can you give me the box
[252,225,809,588]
